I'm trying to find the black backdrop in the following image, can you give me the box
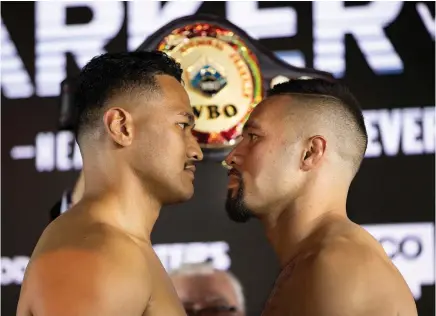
[1,2,435,315]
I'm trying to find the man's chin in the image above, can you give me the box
[225,207,253,223]
[225,189,253,223]
[164,186,194,205]
[179,188,194,202]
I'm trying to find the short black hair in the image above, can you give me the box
[74,51,183,142]
[268,79,368,175]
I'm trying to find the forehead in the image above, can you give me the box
[134,74,192,115]
[156,74,190,107]
[246,95,295,130]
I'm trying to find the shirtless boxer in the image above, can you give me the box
[224,79,418,316]
[17,51,203,316]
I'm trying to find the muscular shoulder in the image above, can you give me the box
[309,238,385,287]
[24,223,152,315]
[289,236,416,315]
[32,221,149,271]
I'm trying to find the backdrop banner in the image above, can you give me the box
[2,2,434,316]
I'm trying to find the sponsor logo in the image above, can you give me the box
[363,222,435,299]
[1,241,231,286]
[363,107,435,158]
[1,256,29,286]
[158,22,263,149]
[154,241,231,272]
[10,131,82,172]
[379,235,422,260]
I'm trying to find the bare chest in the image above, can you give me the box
[143,255,186,316]
[261,262,297,316]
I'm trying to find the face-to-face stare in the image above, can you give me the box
[124,75,203,204]
[224,95,306,222]
[171,272,244,316]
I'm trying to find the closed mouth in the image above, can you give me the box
[227,168,241,189]
[184,165,196,175]
[228,169,241,178]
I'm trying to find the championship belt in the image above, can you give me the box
[136,14,334,160]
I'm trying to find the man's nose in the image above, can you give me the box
[224,145,243,167]
[187,135,204,162]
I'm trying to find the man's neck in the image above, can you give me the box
[81,165,162,244]
[71,171,85,205]
[261,191,348,269]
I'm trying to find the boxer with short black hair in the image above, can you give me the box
[224,79,417,316]
[18,51,203,316]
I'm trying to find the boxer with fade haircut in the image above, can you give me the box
[224,79,417,316]
[18,51,203,316]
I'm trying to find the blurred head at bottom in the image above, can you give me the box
[170,262,246,316]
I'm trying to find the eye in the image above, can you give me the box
[248,133,259,141]
[177,122,189,130]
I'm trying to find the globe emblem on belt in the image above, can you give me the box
[191,65,228,97]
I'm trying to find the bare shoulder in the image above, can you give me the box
[288,227,418,316]
[20,221,152,316]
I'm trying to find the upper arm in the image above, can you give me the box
[288,247,395,316]
[29,246,150,316]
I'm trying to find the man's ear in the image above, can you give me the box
[301,135,327,171]
[103,107,134,147]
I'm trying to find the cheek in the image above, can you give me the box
[243,145,274,190]
[245,142,295,195]
[136,129,184,168]
[159,134,186,168]
[151,129,185,154]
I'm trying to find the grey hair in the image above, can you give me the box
[170,262,246,312]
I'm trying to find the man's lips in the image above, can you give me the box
[185,165,196,173]
[184,165,196,177]
[228,169,240,177]
[227,169,241,189]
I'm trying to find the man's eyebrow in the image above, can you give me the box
[178,111,195,125]
[243,120,261,132]
[208,297,230,305]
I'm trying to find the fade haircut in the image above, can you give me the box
[74,51,183,143]
[268,79,368,176]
